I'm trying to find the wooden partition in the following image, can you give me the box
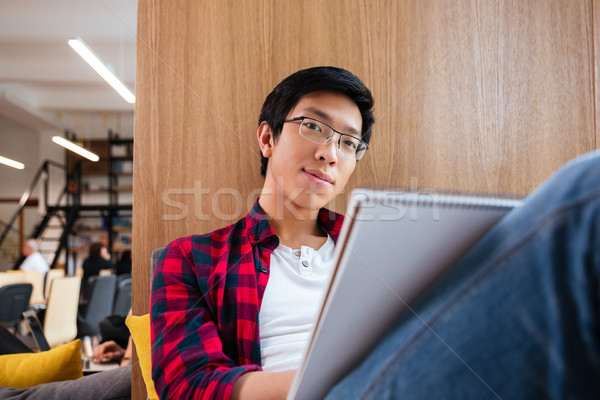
[133,0,598,397]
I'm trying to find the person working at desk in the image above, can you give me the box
[20,239,49,274]
[81,242,114,297]
[92,337,132,367]
[151,66,600,399]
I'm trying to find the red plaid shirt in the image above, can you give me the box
[150,200,344,399]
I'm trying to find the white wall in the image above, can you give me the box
[54,110,134,140]
[0,118,42,225]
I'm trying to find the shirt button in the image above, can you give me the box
[294,250,301,257]
[301,260,309,268]
[260,266,268,273]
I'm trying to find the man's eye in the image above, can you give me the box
[304,122,322,132]
[342,139,358,150]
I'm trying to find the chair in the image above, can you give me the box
[77,274,117,337]
[22,308,51,351]
[0,271,43,305]
[22,270,45,305]
[44,276,81,347]
[44,268,65,299]
[113,276,132,317]
[0,283,33,331]
[0,272,24,287]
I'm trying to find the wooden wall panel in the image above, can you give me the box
[365,0,595,195]
[132,1,597,398]
[595,0,600,149]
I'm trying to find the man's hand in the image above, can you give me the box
[232,370,296,400]
[91,340,125,363]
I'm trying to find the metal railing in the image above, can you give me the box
[0,160,67,248]
[0,220,19,269]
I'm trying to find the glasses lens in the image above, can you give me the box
[299,117,367,160]
[338,135,365,159]
[299,118,330,144]
[355,143,367,160]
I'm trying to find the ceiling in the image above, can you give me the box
[0,0,137,136]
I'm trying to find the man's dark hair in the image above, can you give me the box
[258,66,375,177]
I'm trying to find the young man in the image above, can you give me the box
[151,66,375,399]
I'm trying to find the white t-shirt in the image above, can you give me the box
[20,252,49,274]
[259,235,335,372]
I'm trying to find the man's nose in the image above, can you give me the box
[315,134,339,164]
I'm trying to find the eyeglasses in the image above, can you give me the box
[283,116,369,160]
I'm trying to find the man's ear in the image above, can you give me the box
[257,121,274,158]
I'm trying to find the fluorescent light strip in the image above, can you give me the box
[68,37,135,104]
[52,136,100,162]
[0,155,25,170]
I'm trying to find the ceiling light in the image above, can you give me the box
[52,136,100,162]
[68,37,135,104]
[0,155,25,170]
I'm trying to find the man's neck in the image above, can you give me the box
[258,193,327,250]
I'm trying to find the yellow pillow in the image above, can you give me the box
[0,339,83,388]
[126,314,158,400]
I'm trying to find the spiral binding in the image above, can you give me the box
[351,188,523,211]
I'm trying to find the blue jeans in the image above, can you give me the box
[326,150,600,400]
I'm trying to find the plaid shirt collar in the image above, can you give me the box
[246,199,344,247]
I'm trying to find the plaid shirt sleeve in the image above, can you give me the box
[150,235,262,400]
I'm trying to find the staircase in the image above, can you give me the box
[0,160,72,270]
[0,221,19,271]
[11,206,77,270]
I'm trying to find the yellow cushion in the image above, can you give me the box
[0,339,83,388]
[126,314,158,400]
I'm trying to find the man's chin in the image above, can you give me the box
[294,192,333,211]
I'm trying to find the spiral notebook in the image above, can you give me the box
[288,189,522,400]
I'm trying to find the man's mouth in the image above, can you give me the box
[303,169,333,186]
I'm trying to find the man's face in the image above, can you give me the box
[264,90,362,213]
[21,243,33,256]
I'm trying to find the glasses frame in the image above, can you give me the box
[283,116,369,160]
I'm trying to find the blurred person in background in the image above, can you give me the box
[20,239,49,275]
[81,242,114,297]
[116,250,131,276]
